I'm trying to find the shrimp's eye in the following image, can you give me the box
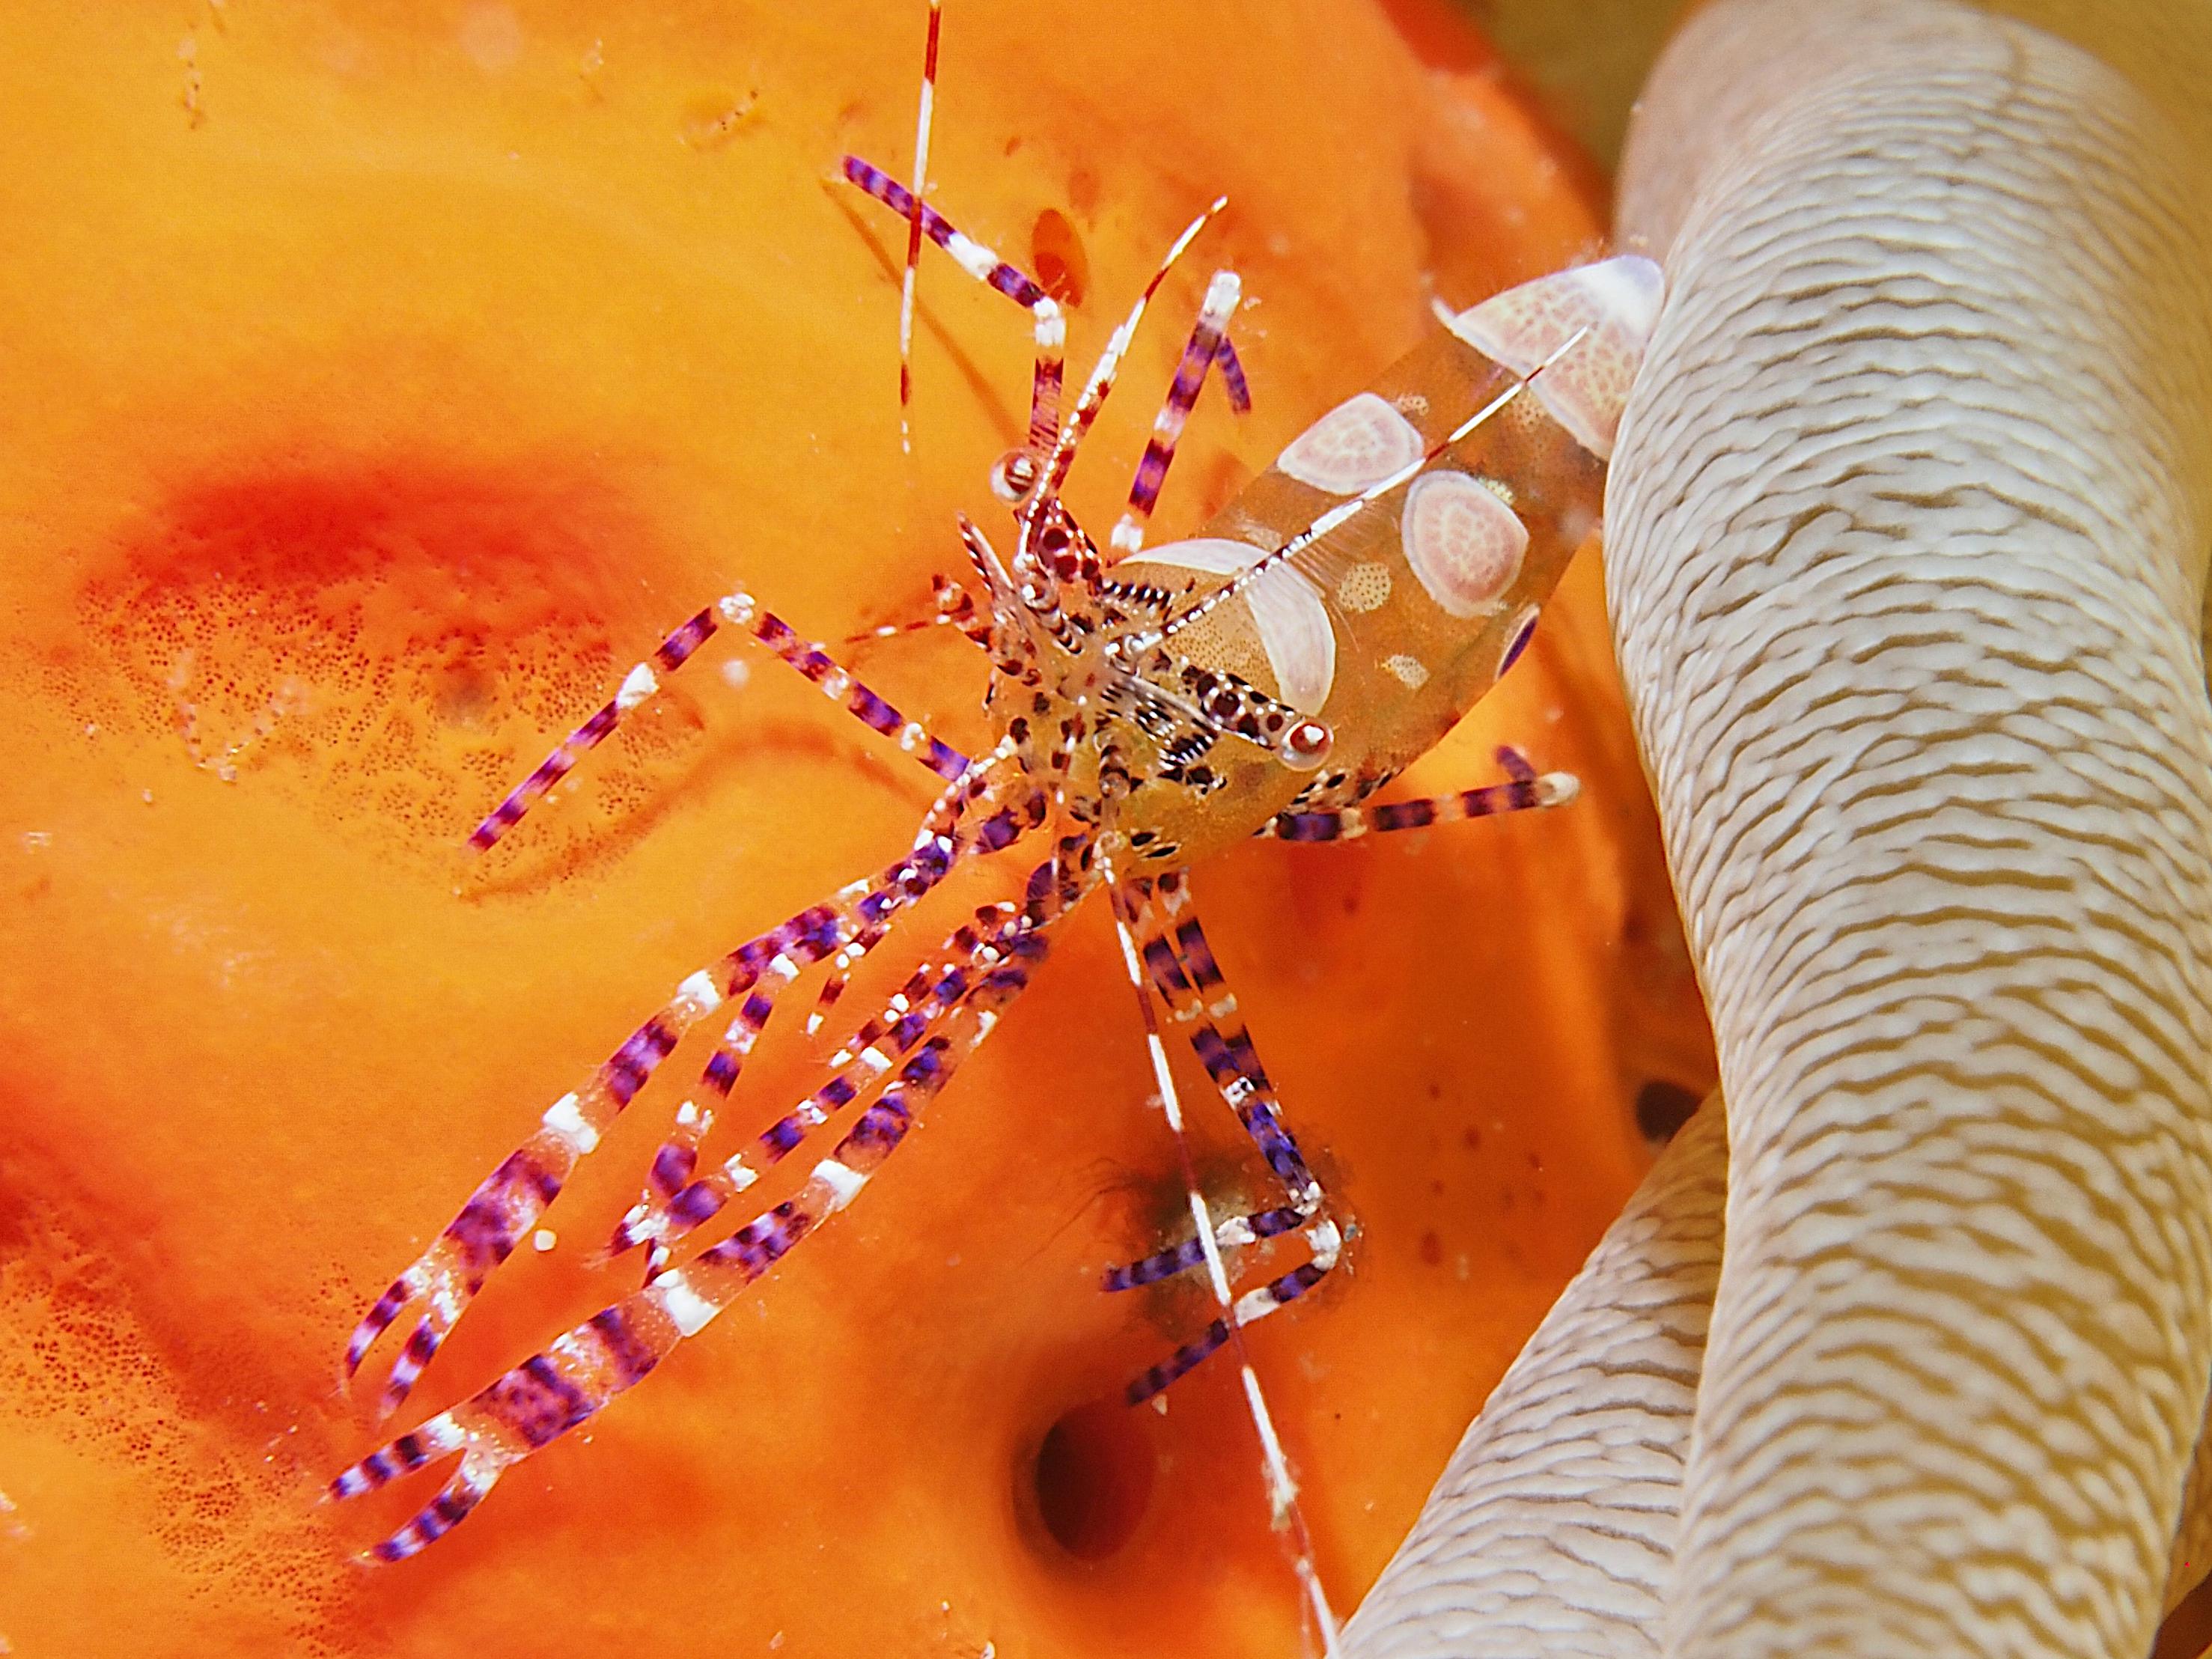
[990,449,1041,502]
[1280,719,1333,771]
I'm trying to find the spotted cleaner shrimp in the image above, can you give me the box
[327,7,1663,1643]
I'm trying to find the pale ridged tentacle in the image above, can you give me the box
[1620,4,2212,1655]
[1343,1096,1724,1658]
[1346,1,2212,1655]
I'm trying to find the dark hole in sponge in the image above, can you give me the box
[1034,1398,1152,1560]
[1634,1078,1703,1146]
[1030,207,1089,308]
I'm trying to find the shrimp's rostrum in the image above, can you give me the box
[0,3,1712,1655]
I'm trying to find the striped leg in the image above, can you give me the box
[1103,873,1345,1397]
[615,835,1106,1282]
[606,900,1028,1273]
[471,590,970,852]
[841,156,1067,463]
[1108,268,1249,556]
[852,573,993,654]
[1101,858,1341,1653]
[334,877,1070,1563]
[1037,197,1234,499]
[344,769,1017,1416]
[1263,745,1579,844]
[611,764,1046,1273]
[468,604,719,850]
[1115,871,1328,1215]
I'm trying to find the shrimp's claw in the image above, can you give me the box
[334,1291,690,1559]
[330,1411,513,1564]
[342,1131,576,1417]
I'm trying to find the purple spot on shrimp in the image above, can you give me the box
[1142,937,1190,998]
[649,1142,698,1198]
[653,608,718,671]
[671,1182,725,1226]
[484,1355,596,1449]
[587,1306,663,1386]
[1186,1028,1241,1089]
[706,1206,811,1279]
[848,685,900,734]
[1373,800,1436,832]
[605,1017,679,1106]
[1171,922,1222,990]
[841,1098,912,1164]
[1272,811,1343,843]
[898,1043,946,1088]
[1214,337,1252,412]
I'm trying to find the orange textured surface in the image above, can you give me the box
[0,1,1712,1655]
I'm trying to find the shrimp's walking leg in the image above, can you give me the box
[615,769,1047,1274]
[606,898,1029,1271]
[1103,861,1341,1655]
[1037,200,1233,496]
[344,764,1014,1416]
[334,1056,974,1561]
[1105,869,1342,1404]
[335,850,1095,1562]
[1264,746,1579,843]
[471,590,970,852]
[1109,267,1249,556]
[840,156,1066,462]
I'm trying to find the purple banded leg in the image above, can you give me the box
[1109,268,1248,557]
[1101,859,1341,1644]
[1264,745,1579,842]
[1212,334,1251,412]
[801,922,892,1042]
[681,763,1039,1111]
[343,969,725,1417]
[344,774,1017,1414]
[606,904,1031,1271]
[1104,871,1344,1389]
[1117,871,1326,1212]
[799,750,1051,1050]
[1038,195,1232,499]
[469,606,719,850]
[1102,1202,1307,1289]
[841,155,1066,463]
[469,588,973,854]
[336,905,1063,1564]
[619,1095,718,1280]
[1124,1252,1340,1405]
[612,774,1043,1276]
[732,597,971,783]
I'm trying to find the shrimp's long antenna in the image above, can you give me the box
[897,0,945,454]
